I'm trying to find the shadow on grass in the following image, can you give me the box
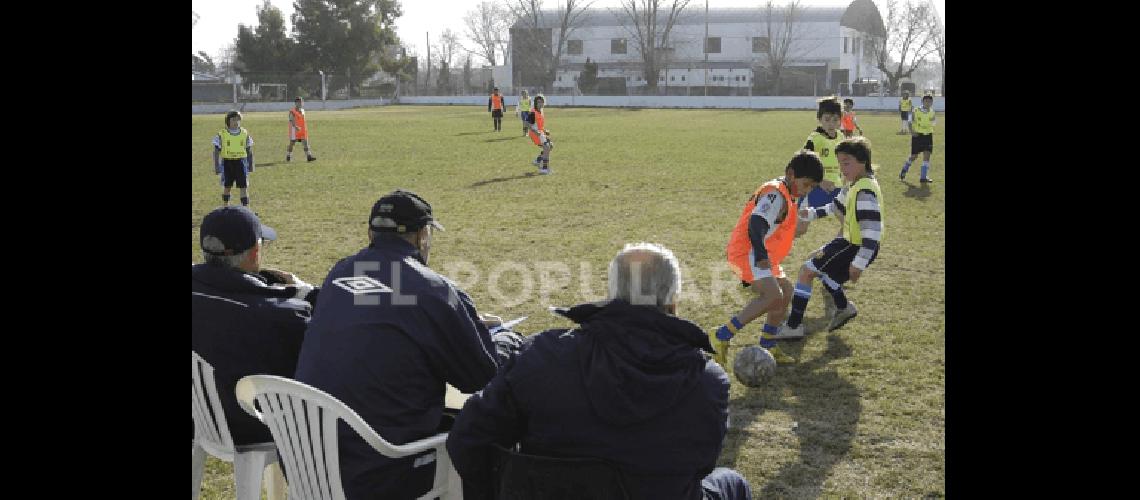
[468,172,539,188]
[255,162,282,168]
[484,136,519,143]
[724,326,861,498]
[901,180,933,200]
[456,131,493,136]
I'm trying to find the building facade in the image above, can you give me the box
[511,0,885,96]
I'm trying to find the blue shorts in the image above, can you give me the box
[520,111,530,122]
[799,186,842,210]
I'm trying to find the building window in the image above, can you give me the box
[752,36,769,53]
[681,75,686,82]
[611,38,627,54]
[843,37,848,54]
[671,76,675,81]
[557,76,562,82]
[567,39,583,55]
[705,37,721,54]
[852,37,859,55]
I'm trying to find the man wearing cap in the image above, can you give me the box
[192,206,319,447]
[295,189,523,499]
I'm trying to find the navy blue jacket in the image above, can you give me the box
[191,263,312,445]
[295,235,503,499]
[446,299,730,500]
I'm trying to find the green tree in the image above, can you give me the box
[292,0,403,96]
[235,0,299,76]
[192,51,216,74]
[578,57,598,93]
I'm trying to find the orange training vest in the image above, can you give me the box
[725,179,797,281]
[841,112,855,131]
[289,108,308,140]
[490,94,504,110]
[528,109,546,145]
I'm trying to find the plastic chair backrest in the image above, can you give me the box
[235,374,455,500]
[494,445,630,500]
[192,351,236,460]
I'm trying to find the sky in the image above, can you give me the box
[193,0,944,65]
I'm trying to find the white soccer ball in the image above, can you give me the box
[733,345,777,387]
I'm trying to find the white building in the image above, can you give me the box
[511,0,885,95]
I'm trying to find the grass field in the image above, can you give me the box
[193,105,945,498]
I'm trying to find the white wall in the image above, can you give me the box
[399,94,945,112]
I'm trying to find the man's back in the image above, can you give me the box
[191,263,310,445]
[295,236,500,499]
[448,300,730,500]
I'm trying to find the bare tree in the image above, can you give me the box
[464,2,512,67]
[436,29,462,69]
[869,0,937,93]
[511,0,595,90]
[927,6,944,96]
[759,0,823,95]
[613,0,693,94]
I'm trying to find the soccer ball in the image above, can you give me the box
[733,345,777,387]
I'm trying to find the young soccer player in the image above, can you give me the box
[488,87,505,132]
[797,96,845,239]
[286,97,316,162]
[527,94,553,174]
[517,89,532,136]
[781,136,883,338]
[841,98,863,138]
[212,111,255,207]
[899,94,937,183]
[714,150,824,366]
[897,91,913,135]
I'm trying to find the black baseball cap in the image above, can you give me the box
[200,206,277,256]
[369,189,445,233]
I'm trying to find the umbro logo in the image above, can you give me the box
[332,276,393,295]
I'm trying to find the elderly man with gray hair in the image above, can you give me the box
[447,242,753,500]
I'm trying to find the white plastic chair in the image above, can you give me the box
[192,351,285,500]
[235,374,463,500]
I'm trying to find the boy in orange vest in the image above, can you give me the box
[488,87,505,131]
[841,98,863,138]
[713,150,823,365]
[526,94,553,174]
[287,97,317,162]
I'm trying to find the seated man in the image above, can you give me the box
[295,189,522,499]
[447,242,753,500]
[192,206,317,446]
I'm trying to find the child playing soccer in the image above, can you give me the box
[526,94,553,174]
[212,111,255,207]
[781,136,883,338]
[517,89,532,136]
[286,97,316,162]
[841,98,863,138]
[899,94,937,184]
[713,150,824,366]
[488,87,505,132]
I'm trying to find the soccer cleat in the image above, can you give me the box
[307,155,317,162]
[828,301,858,331]
[775,322,806,339]
[286,154,292,162]
[765,344,796,365]
[920,177,933,184]
[538,168,551,175]
[899,169,907,180]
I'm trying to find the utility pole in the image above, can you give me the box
[426,32,432,93]
[703,0,709,97]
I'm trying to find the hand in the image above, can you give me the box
[848,265,863,284]
[215,163,223,174]
[480,313,503,328]
[799,208,811,220]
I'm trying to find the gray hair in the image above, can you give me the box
[607,242,682,308]
[202,247,255,269]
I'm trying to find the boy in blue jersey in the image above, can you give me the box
[212,111,255,207]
